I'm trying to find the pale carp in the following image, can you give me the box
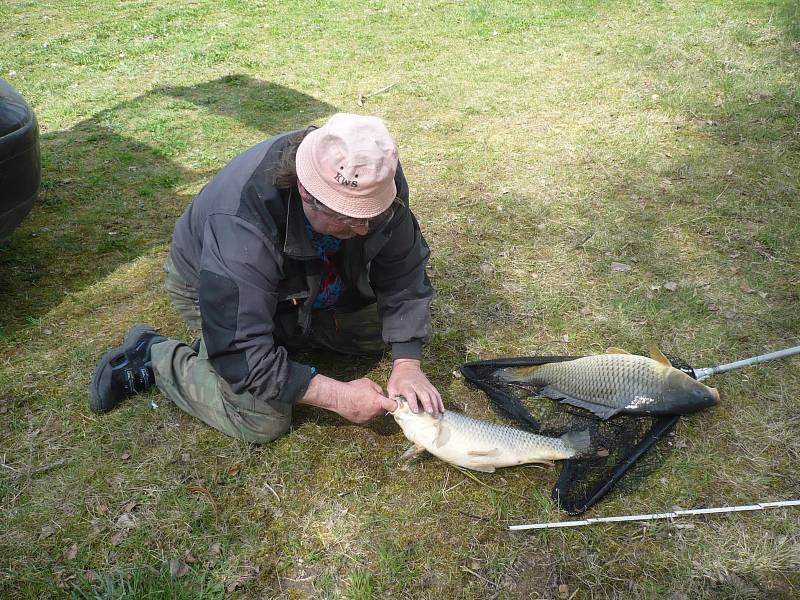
[391,396,591,473]
[495,346,720,420]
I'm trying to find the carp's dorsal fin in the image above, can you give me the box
[648,344,673,367]
[467,448,500,457]
[399,444,426,461]
[606,347,631,354]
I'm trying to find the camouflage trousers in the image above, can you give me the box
[149,255,385,444]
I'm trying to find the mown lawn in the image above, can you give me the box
[1,0,799,598]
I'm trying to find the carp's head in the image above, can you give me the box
[664,369,721,414]
[391,396,442,443]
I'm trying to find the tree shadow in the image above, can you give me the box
[0,76,335,335]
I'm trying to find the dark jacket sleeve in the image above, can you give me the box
[198,213,313,405]
[369,169,434,360]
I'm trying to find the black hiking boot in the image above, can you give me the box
[88,324,167,414]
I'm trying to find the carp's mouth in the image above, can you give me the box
[389,395,408,415]
[709,387,721,404]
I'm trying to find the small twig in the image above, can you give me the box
[263,482,280,502]
[573,231,595,249]
[443,478,467,495]
[20,459,72,479]
[713,182,730,204]
[357,82,398,106]
[457,510,493,522]
[452,465,527,500]
[186,484,220,519]
[460,566,497,588]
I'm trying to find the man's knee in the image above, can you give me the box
[221,398,293,445]
[236,416,291,444]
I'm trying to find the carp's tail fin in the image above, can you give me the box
[560,429,592,457]
[494,364,544,384]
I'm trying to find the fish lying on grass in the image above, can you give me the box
[391,396,591,473]
[495,346,720,420]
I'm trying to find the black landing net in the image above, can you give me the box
[460,354,697,516]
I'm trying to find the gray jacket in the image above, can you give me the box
[169,131,433,407]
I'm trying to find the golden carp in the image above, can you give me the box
[496,347,720,419]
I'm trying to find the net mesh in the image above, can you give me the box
[460,354,696,515]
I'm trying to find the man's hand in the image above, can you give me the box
[387,359,444,415]
[299,375,397,423]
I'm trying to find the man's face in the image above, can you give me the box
[297,181,370,239]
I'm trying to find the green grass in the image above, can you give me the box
[1,0,799,598]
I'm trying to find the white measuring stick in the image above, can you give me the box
[509,499,800,531]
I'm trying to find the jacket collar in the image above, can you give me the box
[282,187,317,259]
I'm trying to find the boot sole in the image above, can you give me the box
[88,324,158,414]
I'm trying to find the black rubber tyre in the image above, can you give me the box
[0,78,41,241]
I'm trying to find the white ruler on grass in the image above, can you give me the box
[510,499,800,531]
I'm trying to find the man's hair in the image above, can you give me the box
[273,125,318,189]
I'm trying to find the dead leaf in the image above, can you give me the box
[724,309,737,320]
[111,531,125,546]
[480,261,495,275]
[227,465,241,477]
[209,542,222,556]
[559,583,570,599]
[115,513,137,529]
[707,303,719,312]
[121,451,131,460]
[96,503,109,516]
[596,448,610,457]
[54,570,77,589]
[610,262,632,272]
[579,306,592,316]
[63,543,78,561]
[170,559,190,578]
[184,551,198,564]
[39,526,55,540]
[226,561,260,593]
[561,334,569,343]
[740,282,754,293]
[90,519,104,536]
[121,500,137,514]
[663,281,678,291]
[181,453,190,462]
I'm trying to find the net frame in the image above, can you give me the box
[460,354,697,515]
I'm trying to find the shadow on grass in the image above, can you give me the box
[779,0,800,41]
[0,75,335,336]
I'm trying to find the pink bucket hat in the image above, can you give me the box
[295,113,399,218]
